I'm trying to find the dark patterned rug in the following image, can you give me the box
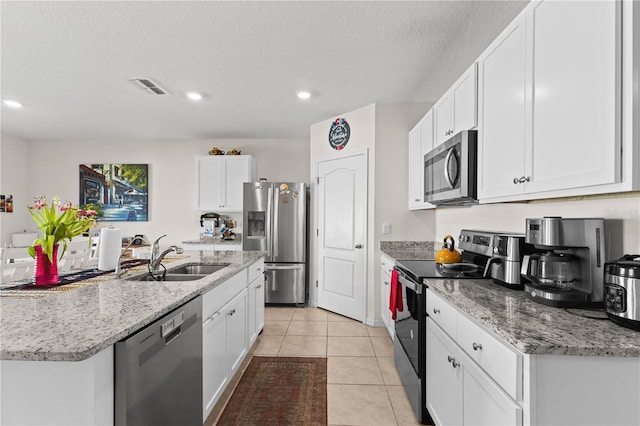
[217,356,327,426]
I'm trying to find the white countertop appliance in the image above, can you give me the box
[604,255,640,331]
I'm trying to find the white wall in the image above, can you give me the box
[0,134,33,245]
[309,103,433,325]
[2,136,309,248]
[435,193,640,259]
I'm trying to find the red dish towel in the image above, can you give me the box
[389,270,404,320]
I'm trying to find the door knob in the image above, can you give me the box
[355,244,362,249]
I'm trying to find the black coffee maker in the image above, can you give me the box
[200,213,220,236]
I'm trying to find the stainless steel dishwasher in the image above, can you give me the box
[115,296,202,426]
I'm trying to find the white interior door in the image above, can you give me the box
[316,153,367,321]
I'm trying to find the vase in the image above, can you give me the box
[34,244,59,285]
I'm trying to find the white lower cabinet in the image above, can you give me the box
[380,254,395,338]
[202,304,228,419]
[225,289,248,377]
[427,318,522,426]
[247,261,266,346]
[202,257,265,422]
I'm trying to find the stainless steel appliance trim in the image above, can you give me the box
[443,147,457,189]
[605,274,640,320]
[266,184,274,260]
[394,268,423,294]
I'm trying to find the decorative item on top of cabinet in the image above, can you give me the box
[477,0,630,202]
[433,62,478,147]
[195,155,256,212]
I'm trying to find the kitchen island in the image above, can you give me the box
[0,250,265,425]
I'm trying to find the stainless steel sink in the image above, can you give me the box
[168,263,230,275]
[133,273,208,282]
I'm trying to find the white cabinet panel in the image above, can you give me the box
[408,112,435,210]
[451,63,478,135]
[463,359,523,426]
[426,288,457,339]
[427,318,463,426]
[408,123,424,209]
[478,0,623,202]
[195,155,255,212]
[202,309,227,421]
[477,12,528,199]
[433,94,453,147]
[434,63,478,147]
[380,254,394,338]
[457,310,522,401]
[527,0,619,193]
[226,288,248,377]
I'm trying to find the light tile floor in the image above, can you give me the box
[209,306,421,426]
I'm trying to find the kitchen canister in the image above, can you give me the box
[98,227,121,271]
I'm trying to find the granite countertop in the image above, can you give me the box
[0,250,264,362]
[426,278,640,357]
[182,233,242,246]
[380,242,640,357]
[380,240,436,261]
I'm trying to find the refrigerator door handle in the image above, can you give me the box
[265,264,304,270]
[266,185,274,259]
[272,188,279,259]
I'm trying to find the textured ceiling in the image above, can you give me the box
[1,1,528,141]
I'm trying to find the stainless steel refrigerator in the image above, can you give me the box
[243,182,307,304]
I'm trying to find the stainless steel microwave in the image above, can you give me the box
[424,130,477,205]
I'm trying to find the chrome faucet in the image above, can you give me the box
[115,239,136,279]
[150,235,184,272]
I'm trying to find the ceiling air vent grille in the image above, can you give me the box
[125,78,169,95]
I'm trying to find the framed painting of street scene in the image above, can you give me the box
[79,163,148,221]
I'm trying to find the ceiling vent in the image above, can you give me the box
[125,77,169,95]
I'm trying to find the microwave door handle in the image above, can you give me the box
[443,147,456,189]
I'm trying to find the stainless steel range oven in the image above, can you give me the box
[393,241,487,424]
[393,264,430,424]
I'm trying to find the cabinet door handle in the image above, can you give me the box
[228,309,236,316]
[256,284,262,289]
[384,280,389,286]
[518,176,530,183]
[447,355,460,368]
[472,342,483,351]
[414,198,420,202]
[513,177,519,184]
[433,308,440,314]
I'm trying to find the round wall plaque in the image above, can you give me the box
[328,118,350,150]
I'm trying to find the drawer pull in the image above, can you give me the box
[433,308,440,314]
[384,281,389,286]
[472,342,483,351]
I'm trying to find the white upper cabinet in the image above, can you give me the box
[477,11,528,199]
[478,0,623,202]
[527,0,619,194]
[195,155,256,212]
[433,63,478,147]
[408,111,435,210]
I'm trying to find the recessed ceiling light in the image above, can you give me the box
[3,100,23,108]
[296,91,311,100]
[186,92,203,101]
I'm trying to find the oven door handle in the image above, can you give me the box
[395,270,423,294]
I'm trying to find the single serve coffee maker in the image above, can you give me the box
[521,217,606,308]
